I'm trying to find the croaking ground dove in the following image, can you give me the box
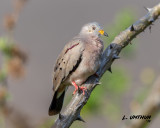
[49,22,108,115]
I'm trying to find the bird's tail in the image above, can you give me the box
[48,90,65,116]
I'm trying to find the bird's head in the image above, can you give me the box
[80,22,108,37]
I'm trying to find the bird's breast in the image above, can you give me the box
[68,39,103,85]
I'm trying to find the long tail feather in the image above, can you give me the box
[48,90,65,116]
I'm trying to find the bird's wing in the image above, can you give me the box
[53,38,85,91]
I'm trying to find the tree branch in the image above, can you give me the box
[52,3,160,128]
[122,76,160,128]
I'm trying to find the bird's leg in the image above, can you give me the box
[72,81,87,95]
[72,81,78,95]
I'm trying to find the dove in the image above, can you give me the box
[49,22,108,116]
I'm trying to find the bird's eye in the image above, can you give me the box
[92,26,96,30]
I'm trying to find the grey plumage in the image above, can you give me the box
[49,22,107,115]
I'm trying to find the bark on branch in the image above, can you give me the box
[52,3,160,128]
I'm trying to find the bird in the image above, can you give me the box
[49,22,108,116]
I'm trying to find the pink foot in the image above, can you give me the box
[72,81,78,95]
[79,86,87,95]
[72,81,87,95]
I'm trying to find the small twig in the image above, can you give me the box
[52,3,160,128]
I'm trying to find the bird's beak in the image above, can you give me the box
[98,30,108,37]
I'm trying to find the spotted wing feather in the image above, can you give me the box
[53,38,85,91]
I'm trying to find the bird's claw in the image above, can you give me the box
[79,86,87,95]
[72,86,87,95]
[72,88,78,95]
[72,81,87,95]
